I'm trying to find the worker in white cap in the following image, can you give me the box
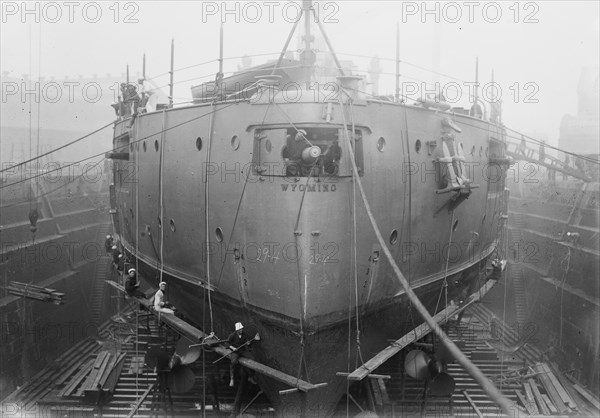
[104,234,113,254]
[227,322,258,387]
[111,245,120,264]
[124,268,143,298]
[154,282,174,314]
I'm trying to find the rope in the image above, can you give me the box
[272,102,315,147]
[214,97,275,288]
[338,95,365,367]
[35,21,42,209]
[0,121,114,174]
[434,210,456,320]
[28,21,33,213]
[292,170,314,383]
[336,91,515,416]
[353,85,600,166]
[558,247,571,347]
[134,109,141,401]
[204,101,215,332]
[1,103,238,190]
[401,101,420,342]
[159,110,166,286]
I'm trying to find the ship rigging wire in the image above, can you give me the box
[0,121,114,174]
[354,85,600,166]
[4,86,596,193]
[145,52,281,82]
[204,102,215,332]
[342,98,366,369]
[336,91,515,416]
[433,210,455,320]
[336,51,468,84]
[0,103,239,190]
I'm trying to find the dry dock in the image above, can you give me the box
[2,298,599,417]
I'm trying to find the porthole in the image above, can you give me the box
[452,219,459,232]
[471,145,475,156]
[231,135,240,150]
[415,139,422,153]
[460,143,464,151]
[265,139,272,153]
[479,146,483,157]
[157,217,162,228]
[389,229,398,245]
[196,137,203,151]
[485,146,489,157]
[154,140,159,151]
[129,208,134,219]
[169,219,176,232]
[482,214,486,224]
[377,137,386,152]
[215,227,224,242]
[143,141,147,152]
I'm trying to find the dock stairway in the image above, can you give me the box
[509,211,529,326]
[90,224,112,326]
[4,302,600,416]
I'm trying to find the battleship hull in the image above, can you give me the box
[111,88,507,414]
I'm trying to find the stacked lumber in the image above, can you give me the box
[58,350,127,403]
[7,281,65,304]
[512,362,592,415]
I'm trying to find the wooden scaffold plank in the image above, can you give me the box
[347,279,496,381]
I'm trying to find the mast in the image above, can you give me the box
[218,22,224,91]
[474,56,479,108]
[169,38,174,108]
[302,0,312,88]
[395,22,400,102]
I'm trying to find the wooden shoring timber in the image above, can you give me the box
[58,359,95,398]
[515,389,537,416]
[462,389,484,418]
[539,363,577,410]
[75,352,111,396]
[522,381,540,415]
[529,378,550,415]
[125,383,155,418]
[347,279,496,381]
[573,384,600,411]
[542,394,558,414]
[99,352,127,388]
[533,363,570,414]
[101,353,127,393]
[104,280,324,393]
[7,283,65,304]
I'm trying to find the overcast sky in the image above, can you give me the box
[1,1,599,146]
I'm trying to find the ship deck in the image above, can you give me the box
[2,300,599,417]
